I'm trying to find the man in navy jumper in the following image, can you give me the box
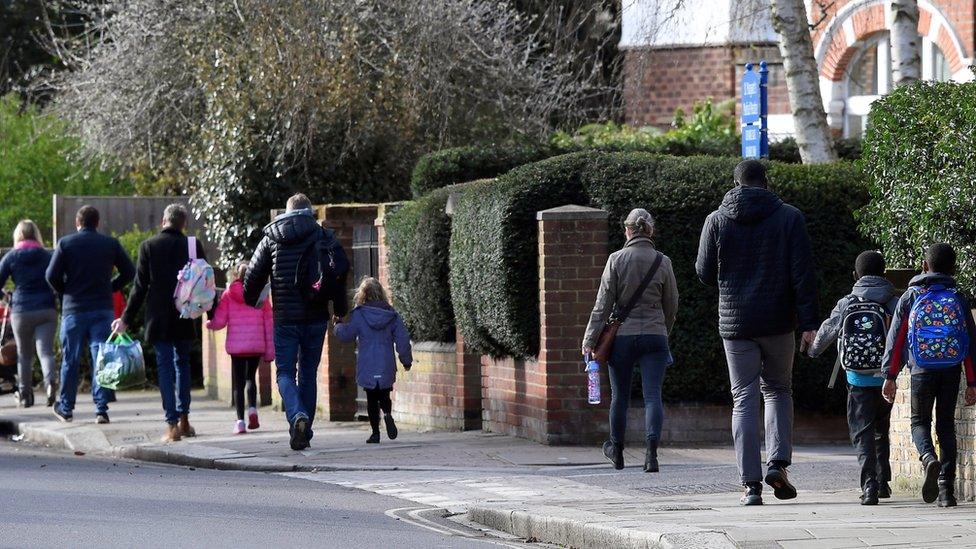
[46,206,135,423]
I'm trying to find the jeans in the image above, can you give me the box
[274,322,328,436]
[607,334,672,447]
[723,332,794,484]
[57,310,114,416]
[154,341,193,425]
[231,355,260,420]
[12,308,57,392]
[910,366,961,481]
[847,385,892,491]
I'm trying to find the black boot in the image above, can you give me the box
[938,479,957,508]
[764,462,797,500]
[644,440,659,473]
[879,481,891,499]
[603,440,624,470]
[17,388,34,408]
[921,453,941,504]
[860,483,879,506]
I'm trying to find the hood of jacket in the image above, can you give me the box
[909,272,957,289]
[718,186,783,225]
[852,275,898,304]
[224,280,247,304]
[623,235,654,249]
[357,302,397,331]
[263,209,320,245]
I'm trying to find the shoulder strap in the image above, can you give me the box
[187,236,197,261]
[617,252,664,322]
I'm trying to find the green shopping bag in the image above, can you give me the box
[95,333,147,391]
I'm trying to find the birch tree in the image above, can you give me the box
[770,0,837,163]
[890,0,921,86]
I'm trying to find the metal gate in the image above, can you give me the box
[352,225,380,420]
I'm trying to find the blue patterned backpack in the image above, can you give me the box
[908,285,970,368]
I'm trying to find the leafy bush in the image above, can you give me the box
[450,151,870,412]
[0,94,131,246]
[385,187,457,342]
[860,81,976,293]
[768,137,862,163]
[410,142,558,198]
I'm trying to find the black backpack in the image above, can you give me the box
[294,229,349,308]
[839,298,889,374]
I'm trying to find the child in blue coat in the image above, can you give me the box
[334,277,412,443]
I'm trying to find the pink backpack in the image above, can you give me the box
[174,236,216,319]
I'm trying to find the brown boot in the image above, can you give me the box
[161,423,182,443]
[178,413,196,438]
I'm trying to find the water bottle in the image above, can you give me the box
[585,355,601,405]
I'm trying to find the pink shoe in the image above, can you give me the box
[247,407,260,430]
[233,420,246,434]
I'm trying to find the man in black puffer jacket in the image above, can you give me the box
[243,193,348,451]
[695,160,818,507]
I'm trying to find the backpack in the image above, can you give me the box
[174,236,216,319]
[838,298,889,374]
[909,284,970,368]
[294,229,349,308]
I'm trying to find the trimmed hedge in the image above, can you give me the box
[860,81,976,293]
[384,186,458,342]
[409,142,559,198]
[450,151,870,412]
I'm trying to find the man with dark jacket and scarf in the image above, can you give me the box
[695,160,818,506]
[114,204,209,443]
[243,193,348,451]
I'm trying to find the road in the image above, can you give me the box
[0,440,530,549]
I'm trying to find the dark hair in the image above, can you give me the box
[855,250,886,278]
[163,203,188,230]
[286,193,312,212]
[733,159,768,188]
[926,243,957,274]
[76,205,100,229]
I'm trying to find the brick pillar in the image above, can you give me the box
[316,204,379,421]
[374,203,400,294]
[456,328,483,430]
[536,205,611,445]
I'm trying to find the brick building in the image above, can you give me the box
[622,0,974,139]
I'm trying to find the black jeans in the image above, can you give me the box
[365,387,392,433]
[231,356,259,421]
[847,385,892,491]
[910,366,961,481]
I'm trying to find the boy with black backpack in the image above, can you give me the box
[882,243,976,507]
[809,251,898,506]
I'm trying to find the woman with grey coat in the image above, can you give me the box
[583,208,679,472]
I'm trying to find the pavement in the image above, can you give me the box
[3,390,975,548]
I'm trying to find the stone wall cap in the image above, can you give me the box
[536,205,608,221]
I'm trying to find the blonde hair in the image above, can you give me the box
[354,277,388,307]
[228,261,248,282]
[13,220,44,247]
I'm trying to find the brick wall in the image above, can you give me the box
[393,338,482,431]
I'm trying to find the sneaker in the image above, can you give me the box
[290,416,310,451]
[367,432,380,444]
[53,406,72,423]
[921,454,941,504]
[602,440,624,470]
[384,415,398,440]
[95,413,110,424]
[879,482,891,499]
[764,465,797,500]
[740,483,763,506]
[233,420,247,435]
[247,407,260,430]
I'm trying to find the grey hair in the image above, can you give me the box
[286,193,312,212]
[163,203,188,230]
[624,208,655,237]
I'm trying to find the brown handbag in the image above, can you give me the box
[592,252,663,367]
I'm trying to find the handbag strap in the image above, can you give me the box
[187,236,197,261]
[616,251,664,323]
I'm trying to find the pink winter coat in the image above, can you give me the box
[206,280,275,361]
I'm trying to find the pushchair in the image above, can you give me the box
[0,297,18,395]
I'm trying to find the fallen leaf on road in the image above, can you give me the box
[39,464,46,468]
[73,451,85,456]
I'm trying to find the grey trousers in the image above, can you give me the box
[11,308,57,392]
[723,332,795,484]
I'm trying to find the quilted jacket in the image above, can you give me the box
[243,209,348,325]
[334,301,412,390]
[695,185,818,339]
[207,280,275,361]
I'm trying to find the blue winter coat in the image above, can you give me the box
[334,302,412,390]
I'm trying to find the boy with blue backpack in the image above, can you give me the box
[882,243,976,507]
[809,251,899,506]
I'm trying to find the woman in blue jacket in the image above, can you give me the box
[0,220,57,407]
[334,277,412,444]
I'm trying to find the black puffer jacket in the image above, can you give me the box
[243,209,348,325]
[695,186,818,339]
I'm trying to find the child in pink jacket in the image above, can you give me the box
[207,262,274,434]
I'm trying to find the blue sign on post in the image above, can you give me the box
[741,61,769,159]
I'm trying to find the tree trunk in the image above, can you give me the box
[770,0,837,164]
[890,0,921,86]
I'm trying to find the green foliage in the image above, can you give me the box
[768,137,863,163]
[410,142,558,198]
[0,94,131,246]
[860,81,976,293]
[385,188,457,342]
[450,151,870,412]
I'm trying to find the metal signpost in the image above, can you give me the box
[741,61,769,159]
